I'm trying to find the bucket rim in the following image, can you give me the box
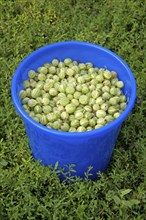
[11,41,136,137]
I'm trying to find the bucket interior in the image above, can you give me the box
[12,42,136,132]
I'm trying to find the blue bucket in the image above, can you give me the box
[11,41,136,180]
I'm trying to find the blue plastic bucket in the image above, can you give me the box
[11,41,136,180]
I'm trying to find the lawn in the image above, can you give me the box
[0,0,146,219]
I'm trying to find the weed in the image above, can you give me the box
[0,0,146,219]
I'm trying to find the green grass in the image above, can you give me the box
[0,0,146,219]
